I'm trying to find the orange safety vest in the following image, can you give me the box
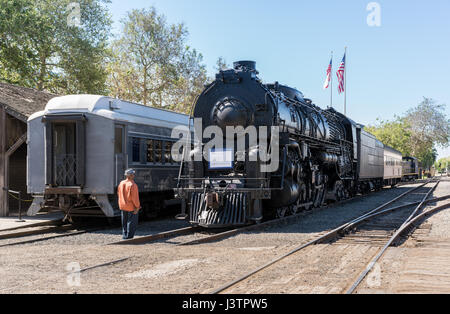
[117,179,141,212]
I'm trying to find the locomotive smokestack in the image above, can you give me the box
[233,60,257,72]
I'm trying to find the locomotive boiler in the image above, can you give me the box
[177,61,386,228]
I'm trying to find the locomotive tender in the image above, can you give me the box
[177,61,403,228]
[27,95,188,219]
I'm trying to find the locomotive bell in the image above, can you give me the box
[212,98,251,131]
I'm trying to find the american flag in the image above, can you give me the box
[323,58,332,89]
[336,53,346,94]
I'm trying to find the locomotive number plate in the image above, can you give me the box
[209,148,233,169]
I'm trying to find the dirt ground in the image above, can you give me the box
[1,179,449,294]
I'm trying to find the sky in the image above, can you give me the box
[108,0,450,158]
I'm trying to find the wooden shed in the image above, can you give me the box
[0,82,56,216]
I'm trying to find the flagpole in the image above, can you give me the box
[344,46,347,115]
[330,51,333,108]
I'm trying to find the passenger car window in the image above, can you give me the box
[146,139,154,163]
[164,141,173,163]
[115,127,123,154]
[155,140,162,163]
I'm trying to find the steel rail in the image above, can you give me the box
[0,227,107,248]
[340,180,431,229]
[75,257,131,273]
[400,180,440,228]
[346,179,441,294]
[181,181,431,246]
[112,184,374,247]
[210,181,436,294]
[0,219,64,233]
[342,180,437,232]
[0,256,132,293]
[178,195,371,246]
[109,226,199,245]
[0,224,74,240]
[342,194,450,234]
[113,182,431,248]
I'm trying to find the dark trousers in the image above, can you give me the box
[121,210,139,239]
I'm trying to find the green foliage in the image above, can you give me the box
[0,0,111,94]
[404,97,450,149]
[418,147,438,170]
[435,157,450,172]
[366,98,450,169]
[215,57,229,72]
[107,7,207,113]
[365,116,412,157]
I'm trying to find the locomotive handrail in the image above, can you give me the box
[2,187,25,222]
[177,90,199,189]
[280,145,287,190]
[176,144,288,194]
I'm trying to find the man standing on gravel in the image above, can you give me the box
[118,169,141,239]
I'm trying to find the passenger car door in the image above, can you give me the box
[114,125,126,186]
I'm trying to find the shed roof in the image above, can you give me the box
[0,82,56,122]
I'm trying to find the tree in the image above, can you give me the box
[404,97,450,156]
[0,0,111,94]
[366,98,450,169]
[435,157,450,172]
[163,47,208,113]
[419,147,438,170]
[365,117,412,156]
[215,57,229,72]
[107,7,207,112]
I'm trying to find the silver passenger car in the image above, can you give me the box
[383,145,403,186]
[357,128,384,190]
[27,95,189,219]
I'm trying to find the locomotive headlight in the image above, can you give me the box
[219,180,227,188]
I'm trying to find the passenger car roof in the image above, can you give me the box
[28,95,190,127]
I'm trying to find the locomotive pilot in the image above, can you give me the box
[118,169,141,239]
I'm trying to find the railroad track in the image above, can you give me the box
[2,182,428,249]
[0,223,108,248]
[209,179,449,294]
[173,181,441,246]
[1,180,443,294]
[108,226,199,245]
[109,181,432,247]
[108,188,383,246]
[0,218,64,233]
[345,180,448,293]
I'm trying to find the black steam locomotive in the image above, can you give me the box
[177,61,391,228]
